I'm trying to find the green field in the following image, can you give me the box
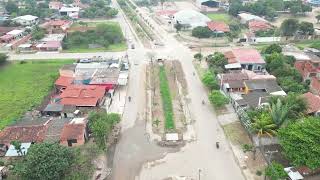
[206,13,232,23]
[71,21,120,28]
[62,43,127,53]
[0,60,73,129]
[159,66,175,130]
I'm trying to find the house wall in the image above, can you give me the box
[311,77,320,95]
[60,137,85,147]
[241,63,265,72]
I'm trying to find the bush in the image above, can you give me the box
[264,44,282,54]
[265,161,287,180]
[208,90,229,108]
[192,26,212,38]
[89,112,121,150]
[201,71,219,90]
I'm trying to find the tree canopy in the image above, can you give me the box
[0,53,8,65]
[14,143,74,180]
[265,161,287,180]
[280,19,299,36]
[89,111,120,149]
[299,21,314,35]
[192,26,212,38]
[264,44,282,54]
[201,71,219,90]
[278,117,320,170]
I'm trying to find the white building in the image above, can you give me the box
[12,15,38,26]
[59,6,80,19]
[172,10,211,29]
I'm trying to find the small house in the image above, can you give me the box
[207,21,230,34]
[49,1,63,10]
[12,15,38,26]
[301,92,320,116]
[224,48,266,72]
[60,118,88,147]
[59,6,80,19]
[36,41,61,51]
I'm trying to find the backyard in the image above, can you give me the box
[63,22,127,53]
[206,13,232,23]
[0,60,73,129]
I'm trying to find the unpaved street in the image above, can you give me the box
[110,0,245,179]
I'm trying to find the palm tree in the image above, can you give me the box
[251,112,277,152]
[270,98,289,128]
[251,113,277,137]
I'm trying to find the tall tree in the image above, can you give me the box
[14,143,74,180]
[316,14,320,23]
[0,53,8,65]
[280,19,299,36]
[299,21,314,35]
[208,90,229,108]
[278,117,320,170]
[5,1,18,14]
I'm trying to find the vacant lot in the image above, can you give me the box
[0,60,73,129]
[206,13,232,23]
[63,22,127,53]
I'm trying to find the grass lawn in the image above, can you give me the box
[62,43,127,53]
[206,13,232,23]
[159,66,175,130]
[0,60,73,129]
[71,21,119,28]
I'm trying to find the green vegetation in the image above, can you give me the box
[193,53,203,61]
[81,0,118,18]
[31,26,46,41]
[281,19,314,36]
[206,52,228,74]
[71,21,119,28]
[278,117,320,170]
[228,0,311,20]
[263,44,282,54]
[206,13,232,23]
[159,66,175,130]
[14,143,74,180]
[192,26,212,38]
[201,71,219,90]
[0,60,73,129]
[310,41,320,50]
[265,53,308,93]
[0,53,8,65]
[255,28,280,37]
[63,23,126,52]
[5,0,54,18]
[208,90,229,108]
[89,112,121,150]
[64,143,100,180]
[265,161,287,180]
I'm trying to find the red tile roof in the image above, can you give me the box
[302,92,320,114]
[59,85,105,106]
[207,21,230,32]
[60,123,86,141]
[0,125,48,144]
[248,20,272,32]
[224,49,265,64]
[55,76,73,87]
[0,34,13,40]
[49,20,71,26]
[38,41,61,49]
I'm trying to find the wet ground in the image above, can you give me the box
[110,119,179,180]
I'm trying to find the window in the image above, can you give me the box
[67,139,77,147]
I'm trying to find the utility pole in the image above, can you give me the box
[264,150,278,180]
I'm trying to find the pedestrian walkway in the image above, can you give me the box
[108,86,127,115]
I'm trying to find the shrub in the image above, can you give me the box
[201,71,219,90]
[192,26,212,38]
[265,161,287,180]
[208,90,229,108]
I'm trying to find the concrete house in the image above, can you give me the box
[12,15,38,26]
[224,48,266,72]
